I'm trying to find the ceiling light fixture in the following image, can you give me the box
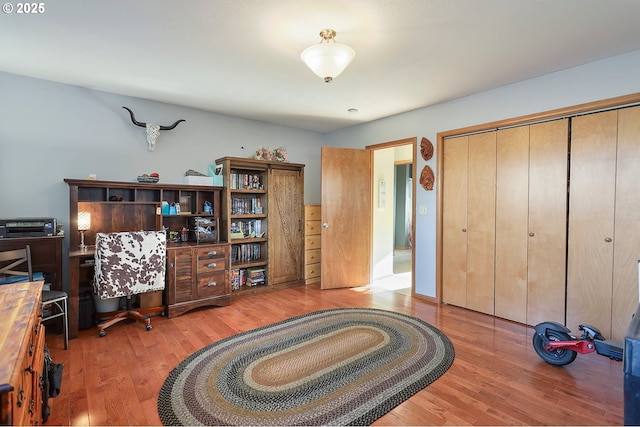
[301,29,355,83]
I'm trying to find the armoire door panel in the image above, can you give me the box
[611,105,640,341]
[527,119,569,326]
[495,126,530,324]
[466,132,496,315]
[566,110,618,336]
[442,135,468,307]
[269,168,304,285]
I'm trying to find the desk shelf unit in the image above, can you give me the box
[65,179,228,332]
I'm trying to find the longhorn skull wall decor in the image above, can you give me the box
[122,106,185,151]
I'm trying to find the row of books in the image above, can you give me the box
[231,197,263,215]
[231,242,262,264]
[230,267,267,290]
[230,171,263,190]
[230,220,265,239]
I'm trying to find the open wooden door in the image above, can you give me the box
[320,147,371,289]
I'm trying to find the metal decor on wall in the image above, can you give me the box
[123,107,186,151]
[420,165,434,191]
[420,137,433,161]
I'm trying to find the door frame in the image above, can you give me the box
[366,137,416,293]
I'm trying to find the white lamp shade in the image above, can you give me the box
[301,42,355,80]
[78,212,91,231]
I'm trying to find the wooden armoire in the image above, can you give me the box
[441,103,640,341]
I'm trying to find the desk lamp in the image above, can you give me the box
[78,212,91,249]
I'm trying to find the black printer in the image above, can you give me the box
[0,218,57,238]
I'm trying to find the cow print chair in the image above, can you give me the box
[93,230,166,337]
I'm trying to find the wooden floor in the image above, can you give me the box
[44,283,624,426]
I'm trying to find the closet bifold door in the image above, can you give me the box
[611,106,640,341]
[567,110,618,339]
[495,119,568,325]
[442,132,496,315]
[465,132,496,315]
[495,126,530,324]
[442,135,469,308]
[526,119,568,326]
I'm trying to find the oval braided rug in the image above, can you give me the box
[158,308,455,426]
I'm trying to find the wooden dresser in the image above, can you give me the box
[0,282,46,426]
[304,205,321,285]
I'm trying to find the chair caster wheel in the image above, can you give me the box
[98,330,106,337]
[146,324,152,331]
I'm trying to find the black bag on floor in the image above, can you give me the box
[44,344,64,397]
[42,344,64,422]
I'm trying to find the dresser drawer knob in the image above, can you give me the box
[207,282,217,287]
[207,262,217,268]
[208,250,218,255]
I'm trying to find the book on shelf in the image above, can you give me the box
[230,267,265,290]
[231,242,262,264]
[230,220,264,239]
[231,268,249,290]
[231,197,263,215]
[230,170,263,190]
[230,268,241,291]
[247,267,266,286]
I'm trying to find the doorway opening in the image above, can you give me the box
[367,139,415,293]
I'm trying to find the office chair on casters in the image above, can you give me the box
[93,230,167,337]
[0,245,69,350]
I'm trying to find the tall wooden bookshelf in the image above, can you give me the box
[215,157,305,298]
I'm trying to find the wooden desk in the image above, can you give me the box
[0,236,66,340]
[0,236,63,292]
[0,282,46,425]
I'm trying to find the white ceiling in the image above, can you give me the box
[2,0,640,133]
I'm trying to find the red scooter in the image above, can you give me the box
[532,321,623,366]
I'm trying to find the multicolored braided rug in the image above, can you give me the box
[158,308,454,426]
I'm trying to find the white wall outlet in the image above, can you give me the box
[419,205,428,215]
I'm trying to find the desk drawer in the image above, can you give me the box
[197,271,227,298]
[196,246,227,273]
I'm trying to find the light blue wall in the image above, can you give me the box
[1,49,640,297]
[324,49,640,298]
[0,71,324,220]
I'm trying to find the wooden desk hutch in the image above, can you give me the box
[65,178,229,338]
[65,161,305,338]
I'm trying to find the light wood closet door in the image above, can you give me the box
[466,132,496,315]
[494,120,568,325]
[495,126,530,323]
[612,106,640,341]
[527,119,568,326]
[442,135,468,307]
[567,110,618,337]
